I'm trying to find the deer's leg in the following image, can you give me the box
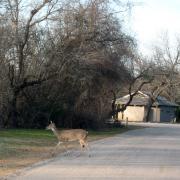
[82,139,91,157]
[79,140,85,151]
[56,141,62,147]
[63,142,71,156]
[51,141,62,156]
[64,143,67,151]
[78,139,90,157]
[79,140,89,150]
[55,141,62,150]
[85,141,89,150]
[82,139,88,148]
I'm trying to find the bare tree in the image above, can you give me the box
[0,0,139,128]
[0,0,62,127]
[111,63,154,120]
[142,34,180,122]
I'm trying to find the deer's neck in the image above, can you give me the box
[51,127,59,139]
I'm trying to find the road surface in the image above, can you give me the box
[7,123,180,180]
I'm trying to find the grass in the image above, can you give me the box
[0,125,142,177]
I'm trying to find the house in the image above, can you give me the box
[115,91,179,123]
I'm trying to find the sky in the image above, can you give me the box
[123,0,180,55]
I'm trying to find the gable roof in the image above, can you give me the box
[116,91,179,107]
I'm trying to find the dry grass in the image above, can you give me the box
[0,125,143,177]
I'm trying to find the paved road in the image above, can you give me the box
[8,123,180,180]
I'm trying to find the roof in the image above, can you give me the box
[116,91,179,107]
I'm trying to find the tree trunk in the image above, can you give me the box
[143,98,153,122]
[111,90,117,119]
[8,92,18,128]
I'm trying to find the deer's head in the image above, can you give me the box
[46,121,56,130]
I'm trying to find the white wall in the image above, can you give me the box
[118,106,144,122]
[117,105,175,122]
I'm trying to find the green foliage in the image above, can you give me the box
[0,129,54,139]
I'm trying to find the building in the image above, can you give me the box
[116,91,179,122]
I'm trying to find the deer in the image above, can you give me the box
[46,121,89,155]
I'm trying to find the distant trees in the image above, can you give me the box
[140,35,180,122]
[111,35,180,122]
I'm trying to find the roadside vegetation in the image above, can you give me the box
[0,125,142,177]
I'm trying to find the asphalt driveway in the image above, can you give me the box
[7,123,180,180]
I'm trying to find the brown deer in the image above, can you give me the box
[46,121,89,152]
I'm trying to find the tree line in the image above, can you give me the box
[0,0,179,129]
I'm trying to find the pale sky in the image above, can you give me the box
[124,0,180,55]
